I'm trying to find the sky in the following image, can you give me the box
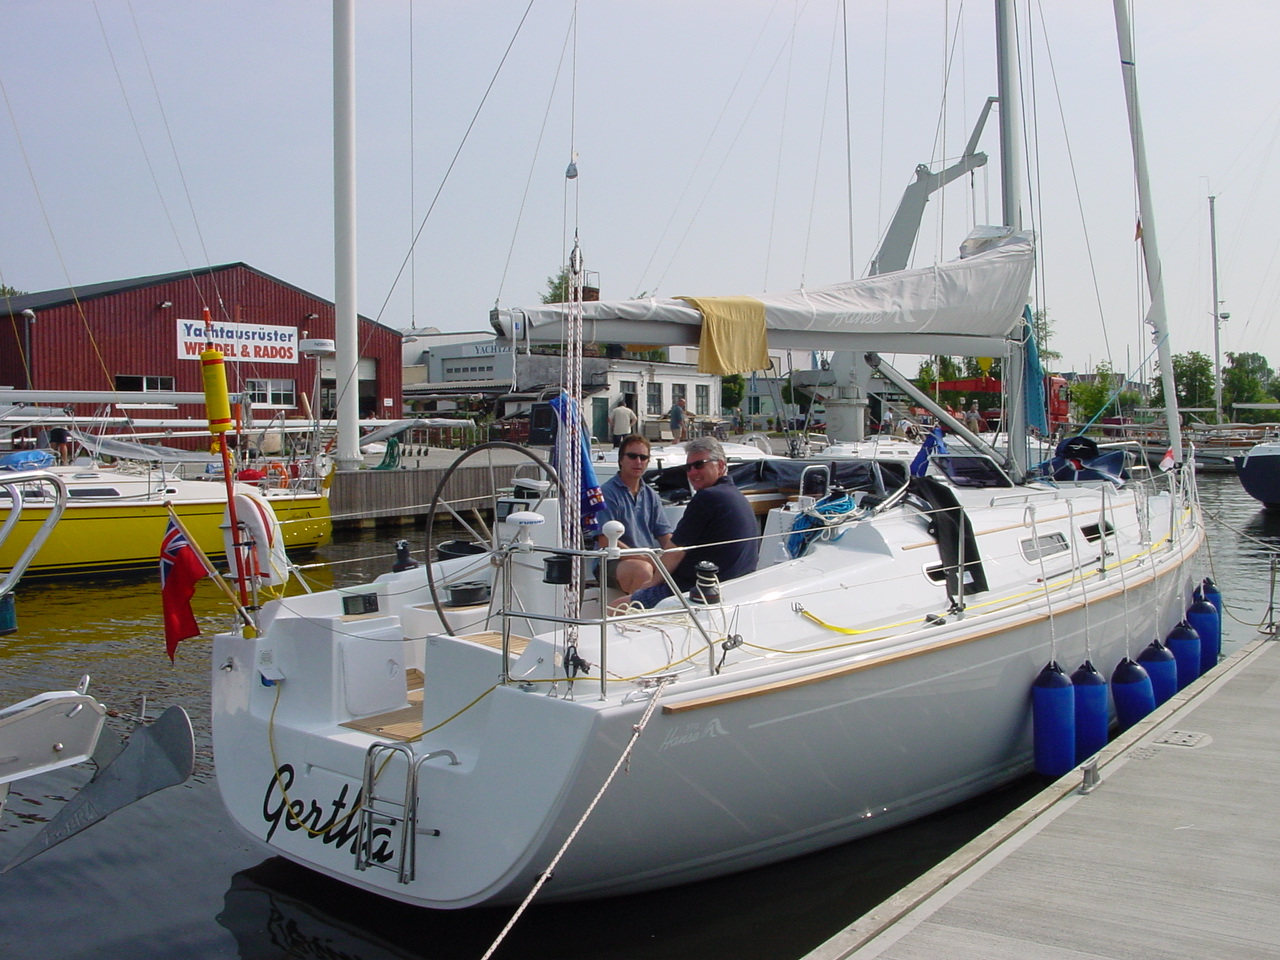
[2,0,1279,382]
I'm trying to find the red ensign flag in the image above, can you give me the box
[160,518,208,661]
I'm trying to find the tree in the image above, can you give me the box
[0,284,26,298]
[721,373,745,412]
[1222,351,1277,423]
[1151,351,1215,416]
[1030,308,1061,365]
[1071,361,1139,425]
[962,356,1003,380]
[915,355,966,408]
[780,379,812,414]
[541,267,571,304]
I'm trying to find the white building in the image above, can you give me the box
[402,334,727,441]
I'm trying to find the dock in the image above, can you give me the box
[805,633,1280,960]
[328,446,537,528]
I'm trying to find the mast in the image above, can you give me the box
[333,0,361,470]
[1112,0,1183,460]
[994,3,1023,234]
[1209,195,1224,423]
[994,0,1027,478]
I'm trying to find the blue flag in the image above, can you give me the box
[910,426,948,477]
[549,391,606,532]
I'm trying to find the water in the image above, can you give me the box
[1,474,1275,960]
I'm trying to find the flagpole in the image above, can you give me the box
[200,308,252,609]
[164,503,256,635]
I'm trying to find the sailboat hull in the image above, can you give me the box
[1235,441,1280,508]
[211,477,1202,908]
[0,470,330,577]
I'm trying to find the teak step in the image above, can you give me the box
[341,667,425,740]
[460,631,532,655]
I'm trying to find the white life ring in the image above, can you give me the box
[222,490,290,587]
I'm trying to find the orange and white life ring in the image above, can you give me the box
[222,490,290,587]
[266,461,290,489]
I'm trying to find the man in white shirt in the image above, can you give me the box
[609,402,638,448]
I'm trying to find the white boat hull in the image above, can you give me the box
[212,471,1203,907]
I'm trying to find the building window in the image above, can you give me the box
[647,381,663,415]
[671,383,687,406]
[695,383,710,416]
[114,375,174,392]
[443,361,495,381]
[246,378,296,407]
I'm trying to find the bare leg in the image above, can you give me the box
[614,556,660,595]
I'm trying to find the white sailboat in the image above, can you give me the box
[210,1,1205,910]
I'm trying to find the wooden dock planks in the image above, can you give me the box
[806,636,1280,960]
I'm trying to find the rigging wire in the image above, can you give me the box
[0,70,115,394]
[873,0,891,249]
[648,6,808,298]
[560,2,579,280]
[763,0,801,293]
[928,1,958,266]
[841,0,855,280]
[372,0,538,326]
[123,0,229,323]
[799,3,843,289]
[632,0,788,298]
[1030,0,1111,361]
[495,12,575,307]
[408,0,416,328]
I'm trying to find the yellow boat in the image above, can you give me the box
[0,464,331,578]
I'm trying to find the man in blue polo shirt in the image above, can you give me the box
[596,434,674,594]
[619,436,759,608]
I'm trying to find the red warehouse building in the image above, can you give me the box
[1,263,403,427]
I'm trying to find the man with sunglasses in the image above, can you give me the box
[596,434,675,594]
[619,436,759,609]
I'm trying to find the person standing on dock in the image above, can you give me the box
[609,401,638,448]
[669,396,687,442]
[965,401,983,433]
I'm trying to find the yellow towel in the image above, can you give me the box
[676,296,769,375]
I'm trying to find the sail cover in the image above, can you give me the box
[492,232,1035,366]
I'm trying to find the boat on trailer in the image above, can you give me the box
[210,0,1205,912]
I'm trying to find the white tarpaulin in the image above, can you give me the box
[491,232,1035,360]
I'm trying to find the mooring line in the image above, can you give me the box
[479,676,673,960]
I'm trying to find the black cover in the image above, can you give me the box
[646,458,906,500]
[908,475,989,598]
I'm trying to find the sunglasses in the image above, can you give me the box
[685,458,719,472]
[622,452,650,462]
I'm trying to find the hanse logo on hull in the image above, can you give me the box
[658,717,728,751]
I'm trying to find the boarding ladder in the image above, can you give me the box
[355,741,458,883]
